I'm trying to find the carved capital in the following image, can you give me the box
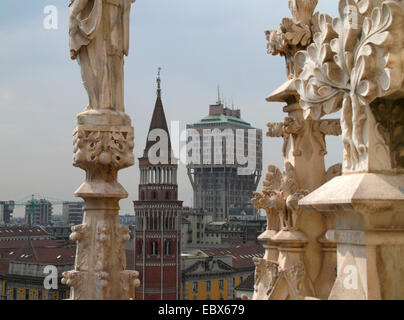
[70,224,90,242]
[61,271,88,300]
[120,270,141,299]
[73,125,134,172]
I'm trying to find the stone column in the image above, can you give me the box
[62,0,140,300]
[61,111,140,300]
[295,0,404,300]
[251,0,342,300]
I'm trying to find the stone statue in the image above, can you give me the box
[69,0,135,112]
[64,0,139,300]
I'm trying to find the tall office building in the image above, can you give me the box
[62,202,84,226]
[133,72,182,300]
[25,199,53,226]
[0,201,15,225]
[187,97,262,221]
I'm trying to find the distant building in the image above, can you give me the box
[234,273,254,300]
[204,222,246,246]
[119,214,135,226]
[62,202,84,226]
[133,73,182,300]
[0,226,51,242]
[0,238,136,300]
[0,238,75,300]
[181,207,213,246]
[187,98,262,221]
[25,199,53,227]
[228,203,261,221]
[45,226,72,241]
[0,202,14,225]
[181,243,264,300]
[182,218,266,247]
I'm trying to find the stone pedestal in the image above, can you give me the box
[300,173,404,300]
[62,111,140,300]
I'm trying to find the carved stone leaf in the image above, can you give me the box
[263,165,283,191]
[281,162,299,196]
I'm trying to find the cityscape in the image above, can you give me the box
[1,0,404,305]
[0,74,267,300]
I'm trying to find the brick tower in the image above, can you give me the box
[133,70,182,300]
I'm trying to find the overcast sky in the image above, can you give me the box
[0,0,341,217]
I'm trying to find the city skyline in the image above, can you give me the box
[0,0,341,217]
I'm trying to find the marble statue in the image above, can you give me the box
[69,0,135,112]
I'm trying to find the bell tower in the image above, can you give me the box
[133,69,182,300]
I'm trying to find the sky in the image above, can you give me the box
[0,0,341,217]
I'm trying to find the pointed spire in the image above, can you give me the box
[142,68,173,162]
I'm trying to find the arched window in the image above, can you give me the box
[141,191,145,200]
[152,191,157,200]
[165,191,170,200]
[137,240,143,255]
[165,241,171,255]
[150,241,158,255]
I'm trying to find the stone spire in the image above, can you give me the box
[141,68,174,164]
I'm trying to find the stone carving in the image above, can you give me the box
[73,127,135,170]
[370,98,404,169]
[325,163,342,183]
[266,0,319,78]
[284,117,305,156]
[253,258,279,295]
[294,0,404,171]
[312,119,342,156]
[254,0,342,301]
[70,224,90,270]
[286,261,306,297]
[65,0,140,300]
[69,0,136,111]
[95,271,111,298]
[267,122,289,157]
[253,162,308,232]
[120,270,141,299]
[268,118,341,158]
[69,224,90,242]
[61,271,87,300]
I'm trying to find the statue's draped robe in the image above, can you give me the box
[69,0,133,112]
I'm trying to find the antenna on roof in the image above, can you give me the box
[232,97,234,110]
[217,85,222,105]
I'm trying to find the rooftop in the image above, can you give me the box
[200,243,264,270]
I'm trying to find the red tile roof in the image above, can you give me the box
[200,243,264,270]
[0,226,50,238]
[0,239,76,275]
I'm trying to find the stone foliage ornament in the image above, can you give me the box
[252,0,343,301]
[295,0,404,172]
[266,0,320,78]
[252,162,309,232]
